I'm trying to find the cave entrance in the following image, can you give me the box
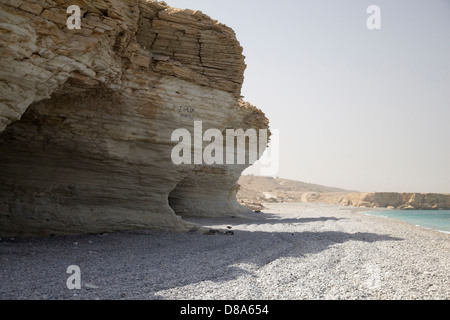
[168,177,191,217]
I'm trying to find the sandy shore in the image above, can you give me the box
[1,203,449,300]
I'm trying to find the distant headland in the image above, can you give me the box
[237,175,450,210]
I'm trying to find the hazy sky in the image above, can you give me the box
[167,0,450,193]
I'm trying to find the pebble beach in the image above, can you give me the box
[1,203,449,300]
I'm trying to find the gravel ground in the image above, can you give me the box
[0,203,449,300]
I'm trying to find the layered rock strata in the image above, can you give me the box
[0,0,269,236]
[237,177,450,210]
[316,192,450,210]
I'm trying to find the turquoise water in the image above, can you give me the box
[367,210,450,233]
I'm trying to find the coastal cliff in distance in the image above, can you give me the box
[237,176,450,210]
[0,0,269,236]
[301,192,450,210]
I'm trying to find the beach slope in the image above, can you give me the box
[0,203,449,300]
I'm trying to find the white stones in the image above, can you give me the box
[84,283,99,290]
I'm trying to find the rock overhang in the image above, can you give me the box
[0,0,269,236]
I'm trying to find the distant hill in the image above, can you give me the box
[236,175,450,211]
[236,175,352,210]
[238,175,351,193]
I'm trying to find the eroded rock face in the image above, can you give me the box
[277,191,450,210]
[0,0,269,236]
[237,177,450,210]
[344,192,450,210]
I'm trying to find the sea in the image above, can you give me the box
[366,209,450,234]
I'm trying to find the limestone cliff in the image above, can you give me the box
[0,0,269,236]
[237,177,450,210]
[269,191,450,210]
[329,192,450,210]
